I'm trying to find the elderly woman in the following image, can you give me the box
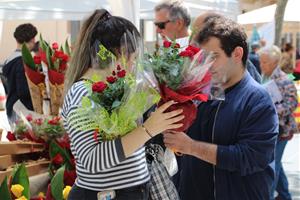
[258,45,298,200]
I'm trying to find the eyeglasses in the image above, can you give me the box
[154,20,171,29]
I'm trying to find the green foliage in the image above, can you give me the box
[0,177,12,200]
[50,165,65,200]
[11,163,30,199]
[143,42,185,90]
[46,45,55,70]
[21,44,36,70]
[39,34,49,52]
[64,39,71,56]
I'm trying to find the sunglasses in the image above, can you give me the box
[154,20,171,29]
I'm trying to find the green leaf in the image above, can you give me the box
[82,96,92,108]
[46,46,54,70]
[21,44,36,70]
[11,163,30,199]
[91,74,102,82]
[0,177,12,200]
[39,34,48,52]
[111,100,121,109]
[64,39,71,56]
[51,165,65,200]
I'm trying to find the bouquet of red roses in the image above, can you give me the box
[39,35,71,115]
[22,44,46,114]
[144,41,221,131]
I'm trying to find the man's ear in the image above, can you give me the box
[176,19,185,30]
[232,46,243,63]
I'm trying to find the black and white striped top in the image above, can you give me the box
[61,81,150,191]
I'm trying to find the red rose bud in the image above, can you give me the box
[52,42,59,50]
[6,131,16,141]
[92,81,107,93]
[93,129,99,143]
[117,70,126,78]
[61,54,69,62]
[33,55,41,65]
[117,64,121,71]
[185,45,200,55]
[48,119,58,125]
[106,76,117,83]
[34,118,43,125]
[112,71,116,76]
[59,63,67,71]
[26,114,33,122]
[52,153,64,165]
[174,43,180,48]
[179,50,194,58]
[163,40,172,48]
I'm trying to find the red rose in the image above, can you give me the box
[92,81,107,93]
[33,55,41,65]
[52,153,64,165]
[52,42,59,50]
[106,76,117,83]
[6,131,16,141]
[117,70,126,78]
[93,129,99,143]
[163,40,172,48]
[59,62,67,71]
[185,45,200,55]
[179,50,194,57]
[174,43,180,48]
[54,50,64,59]
[26,114,33,122]
[117,65,121,71]
[64,170,77,186]
[61,54,69,62]
[34,118,43,125]
[48,119,58,125]
[112,71,116,76]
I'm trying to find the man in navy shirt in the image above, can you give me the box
[164,16,278,200]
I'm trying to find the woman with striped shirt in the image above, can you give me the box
[62,9,184,200]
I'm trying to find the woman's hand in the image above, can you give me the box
[143,101,184,136]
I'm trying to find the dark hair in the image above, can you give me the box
[197,17,248,66]
[284,43,293,52]
[91,12,140,61]
[203,13,222,23]
[65,9,141,92]
[14,23,37,44]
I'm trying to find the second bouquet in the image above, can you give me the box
[144,41,221,131]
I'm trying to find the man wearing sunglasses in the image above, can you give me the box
[154,1,190,48]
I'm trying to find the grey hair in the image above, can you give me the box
[155,0,191,27]
[258,45,282,62]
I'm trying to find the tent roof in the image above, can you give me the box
[0,0,239,20]
[238,0,300,25]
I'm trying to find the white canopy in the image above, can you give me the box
[0,0,239,21]
[238,0,300,25]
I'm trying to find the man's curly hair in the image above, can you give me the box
[14,23,37,44]
[197,17,248,66]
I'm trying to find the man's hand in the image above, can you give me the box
[163,131,195,155]
[163,131,218,165]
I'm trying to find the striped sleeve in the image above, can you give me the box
[62,82,126,173]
